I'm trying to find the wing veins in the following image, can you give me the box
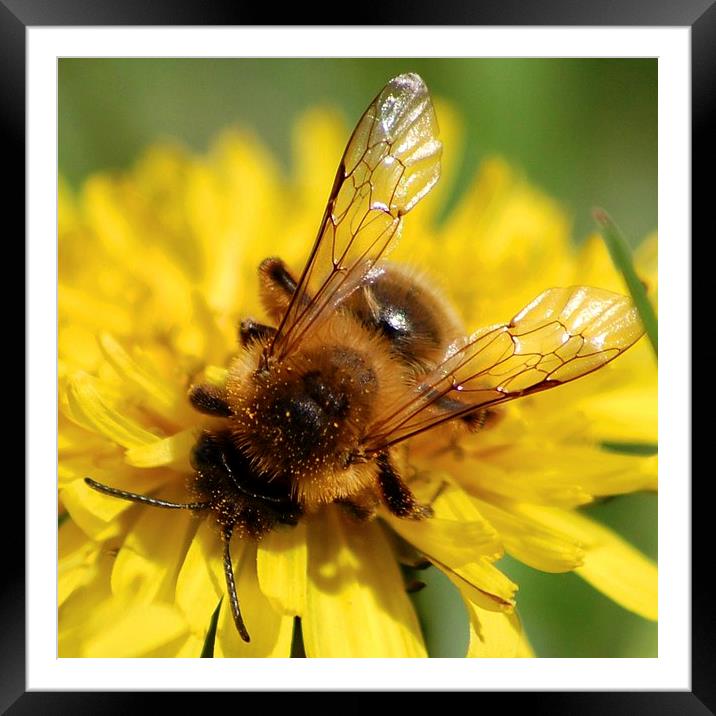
[268,73,441,361]
[277,214,400,358]
[361,286,645,454]
[366,325,508,435]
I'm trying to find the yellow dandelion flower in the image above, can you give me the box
[58,75,657,658]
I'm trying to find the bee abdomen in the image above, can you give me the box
[344,263,464,371]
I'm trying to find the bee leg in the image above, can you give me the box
[460,409,489,432]
[188,382,232,417]
[259,257,301,321]
[434,395,490,432]
[222,525,251,643]
[260,257,298,295]
[405,579,427,594]
[376,453,433,520]
[239,318,276,348]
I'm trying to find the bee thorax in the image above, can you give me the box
[226,343,379,503]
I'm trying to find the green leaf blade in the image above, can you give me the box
[593,208,658,357]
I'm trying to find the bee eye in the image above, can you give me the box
[190,432,222,471]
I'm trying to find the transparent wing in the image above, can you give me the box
[269,73,442,360]
[363,287,645,452]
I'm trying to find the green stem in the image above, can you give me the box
[593,208,658,357]
[601,441,658,456]
[200,598,222,658]
[290,616,306,657]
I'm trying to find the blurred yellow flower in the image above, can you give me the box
[58,101,657,658]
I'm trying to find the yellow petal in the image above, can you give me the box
[515,338,657,446]
[388,516,500,568]
[173,633,206,658]
[59,283,133,336]
[436,158,574,326]
[58,451,121,489]
[454,458,593,508]
[203,365,229,385]
[575,233,627,292]
[59,538,115,649]
[303,508,426,657]
[583,452,657,496]
[578,386,658,445]
[387,480,501,563]
[173,290,235,366]
[62,601,189,658]
[58,413,118,464]
[65,372,159,448]
[519,505,657,620]
[175,518,225,637]
[292,108,347,224]
[111,489,200,604]
[387,486,516,612]
[125,429,196,471]
[81,176,196,324]
[577,526,658,622]
[457,440,656,506]
[130,143,202,279]
[437,557,518,613]
[256,521,307,616]
[197,130,283,315]
[214,540,294,657]
[59,479,126,541]
[60,469,170,540]
[429,481,499,526]
[58,520,104,606]
[59,540,189,658]
[99,333,195,427]
[473,497,585,573]
[466,601,526,658]
[59,323,105,373]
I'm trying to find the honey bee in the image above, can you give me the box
[85,73,645,643]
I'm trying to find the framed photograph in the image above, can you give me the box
[12,2,704,711]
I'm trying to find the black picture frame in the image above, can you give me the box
[9,1,703,712]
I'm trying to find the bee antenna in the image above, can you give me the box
[83,477,211,511]
[222,526,251,643]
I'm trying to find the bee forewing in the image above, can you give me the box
[364,286,645,451]
[344,73,442,214]
[509,286,644,382]
[270,73,442,359]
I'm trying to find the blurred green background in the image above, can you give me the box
[59,58,657,657]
